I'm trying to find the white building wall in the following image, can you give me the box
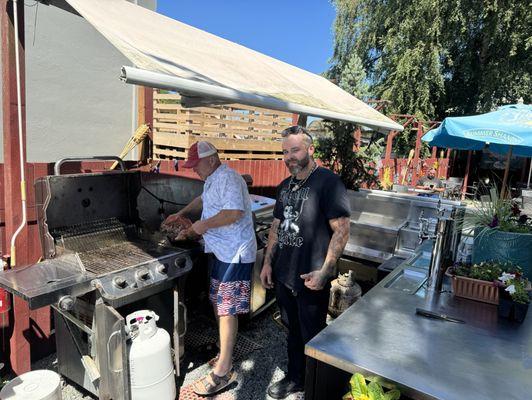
[0,0,157,162]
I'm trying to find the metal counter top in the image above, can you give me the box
[305,243,532,400]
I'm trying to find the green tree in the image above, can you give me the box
[329,0,531,118]
[336,52,370,99]
[441,0,531,115]
[315,122,381,190]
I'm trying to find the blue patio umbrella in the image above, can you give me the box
[422,104,532,192]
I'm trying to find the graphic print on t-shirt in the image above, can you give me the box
[277,186,309,249]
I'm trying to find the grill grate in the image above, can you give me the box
[51,218,175,276]
[78,241,161,275]
[54,218,137,253]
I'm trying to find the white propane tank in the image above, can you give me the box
[126,310,175,400]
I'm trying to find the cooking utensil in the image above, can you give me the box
[415,307,465,324]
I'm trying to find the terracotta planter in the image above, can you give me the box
[446,270,499,304]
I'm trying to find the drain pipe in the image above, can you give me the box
[7,0,28,269]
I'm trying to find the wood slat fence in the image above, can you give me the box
[152,92,294,160]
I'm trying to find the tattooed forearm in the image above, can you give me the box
[322,217,350,277]
[263,218,280,267]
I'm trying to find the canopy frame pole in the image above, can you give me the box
[527,158,532,189]
[412,121,424,186]
[461,150,472,200]
[120,67,403,133]
[501,146,513,198]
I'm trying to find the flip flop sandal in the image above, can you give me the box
[192,369,238,396]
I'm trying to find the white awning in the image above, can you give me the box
[65,0,403,133]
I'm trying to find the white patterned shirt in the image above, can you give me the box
[201,164,257,263]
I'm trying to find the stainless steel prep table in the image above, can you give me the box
[305,242,532,400]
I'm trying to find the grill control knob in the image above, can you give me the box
[175,258,187,268]
[157,264,169,274]
[135,269,151,281]
[112,276,128,289]
[58,296,75,311]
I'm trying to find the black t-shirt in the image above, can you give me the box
[272,167,351,292]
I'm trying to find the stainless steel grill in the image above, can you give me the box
[0,163,206,400]
[0,158,277,400]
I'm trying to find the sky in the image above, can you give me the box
[156,0,337,75]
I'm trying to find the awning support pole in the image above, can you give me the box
[501,146,513,198]
[461,150,472,200]
[120,66,402,133]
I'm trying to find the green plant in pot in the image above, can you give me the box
[343,373,400,400]
[462,188,532,280]
[446,260,520,304]
[495,272,531,322]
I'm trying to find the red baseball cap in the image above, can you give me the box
[183,141,218,168]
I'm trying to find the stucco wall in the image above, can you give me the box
[0,0,156,162]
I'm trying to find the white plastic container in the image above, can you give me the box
[126,310,175,400]
[0,369,61,400]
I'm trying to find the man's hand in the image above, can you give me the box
[191,220,209,235]
[161,212,184,231]
[300,270,328,291]
[260,263,274,289]
[173,226,200,242]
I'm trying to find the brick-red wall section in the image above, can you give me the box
[155,159,290,197]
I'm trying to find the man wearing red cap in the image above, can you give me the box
[162,141,257,395]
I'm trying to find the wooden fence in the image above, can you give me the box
[152,92,294,160]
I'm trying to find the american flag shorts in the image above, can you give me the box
[209,257,253,316]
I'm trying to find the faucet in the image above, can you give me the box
[417,201,454,292]
[418,210,433,244]
[427,217,453,292]
[418,201,447,244]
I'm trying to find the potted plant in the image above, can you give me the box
[343,373,401,400]
[495,272,531,322]
[445,260,518,304]
[462,188,532,280]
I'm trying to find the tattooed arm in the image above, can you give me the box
[301,216,350,290]
[260,218,280,289]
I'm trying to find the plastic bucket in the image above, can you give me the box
[0,370,62,400]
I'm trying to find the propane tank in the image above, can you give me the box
[328,270,362,318]
[126,310,175,400]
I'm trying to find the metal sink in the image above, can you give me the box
[383,266,427,294]
[410,252,432,268]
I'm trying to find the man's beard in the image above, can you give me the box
[286,154,310,176]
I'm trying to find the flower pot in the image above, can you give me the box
[446,270,499,304]
[513,302,529,323]
[498,297,513,319]
[472,228,532,280]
